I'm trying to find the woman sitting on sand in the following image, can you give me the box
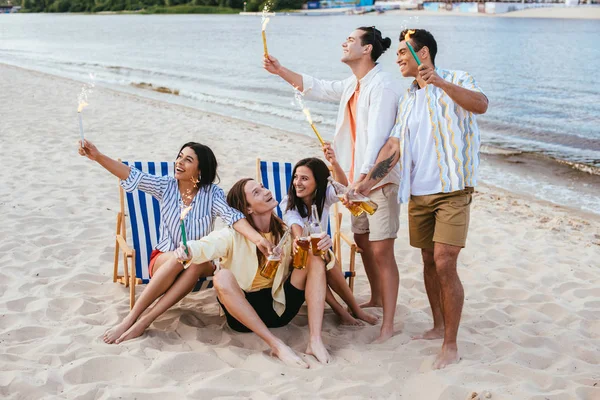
[175,178,332,368]
[78,140,271,344]
[280,155,378,326]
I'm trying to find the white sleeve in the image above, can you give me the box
[301,74,346,102]
[280,195,305,228]
[325,184,340,207]
[187,228,233,265]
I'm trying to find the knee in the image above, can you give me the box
[213,269,237,296]
[433,252,456,277]
[422,249,435,269]
[306,255,326,275]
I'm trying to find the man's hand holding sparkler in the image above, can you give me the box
[263,55,282,75]
[418,64,444,88]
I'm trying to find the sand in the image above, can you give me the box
[0,63,599,399]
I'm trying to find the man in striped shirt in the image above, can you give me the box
[353,29,488,369]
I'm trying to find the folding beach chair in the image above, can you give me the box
[113,161,213,309]
[256,158,360,291]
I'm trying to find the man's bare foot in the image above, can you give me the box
[411,327,444,340]
[432,344,460,369]
[271,341,308,368]
[103,318,135,344]
[354,309,378,325]
[306,338,331,364]
[359,299,382,309]
[339,311,364,326]
[372,325,394,344]
[115,318,150,344]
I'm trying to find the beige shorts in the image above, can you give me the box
[351,184,400,241]
[408,188,473,249]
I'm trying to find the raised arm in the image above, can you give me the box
[264,54,345,102]
[418,66,488,114]
[78,140,130,180]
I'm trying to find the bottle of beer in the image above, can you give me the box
[292,223,310,269]
[309,204,325,256]
[327,176,378,216]
[260,229,291,279]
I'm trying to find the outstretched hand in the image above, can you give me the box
[263,55,282,75]
[78,140,100,161]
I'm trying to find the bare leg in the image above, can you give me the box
[354,233,382,308]
[431,243,463,369]
[325,286,362,326]
[103,252,185,344]
[412,248,445,341]
[215,269,308,369]
[326,263,377,325]
[116,261,213,343]
[370,239,399,343]
[293,254,330,364]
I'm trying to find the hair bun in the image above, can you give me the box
[381,37,392,51]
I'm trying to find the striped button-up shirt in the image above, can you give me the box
[121,167,244,252]
[391,69,484,203]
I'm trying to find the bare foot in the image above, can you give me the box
[271,341,308,368]
[306,338,331,364]
[103,318,135,344]
[354,309,378,325]
[372,325,394,344]
[339,311,364,326]
[411,327,444,340]
[432,345,460,369]
[359,299,382,309]
[115,318,150,344]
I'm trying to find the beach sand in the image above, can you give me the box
[1,63,599,399]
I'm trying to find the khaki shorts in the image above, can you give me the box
[351,184,400,241]
[408,188,473,249]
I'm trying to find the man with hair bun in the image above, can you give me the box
[264,26,403,344]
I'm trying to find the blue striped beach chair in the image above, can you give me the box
[114,161,213,309]
[256,158,359,291]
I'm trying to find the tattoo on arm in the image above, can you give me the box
[369,152,397,182]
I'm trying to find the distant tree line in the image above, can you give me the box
[20,0,304,13]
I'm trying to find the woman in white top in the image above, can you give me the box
[176,178,333,368]
[78,140,271,344]
[280,156,377,326]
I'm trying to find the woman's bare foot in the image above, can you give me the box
[271,341,309,368]
[115,317,151,344]
[432,344,460,369]
[306,338,331,364]
[411,327,444,340]
[103,317,136,344]
[372,325,394,344]
[339,311,364,326]
[354,309,378,325]
[359,299,382,309]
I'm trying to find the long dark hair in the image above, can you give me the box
[358,26,392,62]
[227,178,286,266]
[286,158,331,221]
[177,142,220,190]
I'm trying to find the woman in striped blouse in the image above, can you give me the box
[78,140,272,344]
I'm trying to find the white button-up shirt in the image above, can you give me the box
[302,64,402,190]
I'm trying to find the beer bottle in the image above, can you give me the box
[259,229,291,279]
[327,177,378,216]
[309,204,325,256]
[293,224,310,269]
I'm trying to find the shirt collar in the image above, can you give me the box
[357,63,382,87]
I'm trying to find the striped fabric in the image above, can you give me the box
[259,160,350,279]
[121,161,213,290]
[391,69,484,203]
